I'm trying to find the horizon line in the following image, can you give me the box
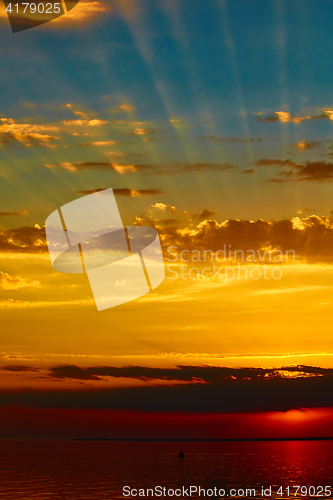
[73,437,333,442]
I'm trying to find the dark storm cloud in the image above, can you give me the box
[253,158,333,182]
[2,365,333,413]
[1,365,41,372]
[49,364,262,381]
[46,364,333,383]
[293,162,333,182]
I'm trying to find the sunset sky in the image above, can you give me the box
[1,0,333,439]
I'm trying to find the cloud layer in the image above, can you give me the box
[254,159,333,182]
[4,210,333,264]
[1,364,333,413]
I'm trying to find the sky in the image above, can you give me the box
[1,0,333,439]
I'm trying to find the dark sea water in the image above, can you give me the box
[0,440,332,499]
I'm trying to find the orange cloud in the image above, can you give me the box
[62,119,108,126]
[0,210,28,217]
[297,140,323,151]
[132,127,155,136]
[50,0,109,25]
[81,140,118,147]
[0,118,59,145]
[0,271,40,290]
[118,103,135,112]
[44,161,139,173]
[256,111,329,124]
[74,111,88,118]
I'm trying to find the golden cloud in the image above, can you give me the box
[62,119,108,126]
[118,104,135,112]
[0,118,59,145]
[136,204,333,265]
[53,1,109,24]
[81,140,118,147]
[296,140,323,151]
[4,209,333,265]
[44,161,140,173]
[0,271,40,290]
[112,164,137,174]
[256,110,330,124]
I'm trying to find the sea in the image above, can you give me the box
[0,440,332,499]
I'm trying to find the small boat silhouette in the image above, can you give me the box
[178,452,185,458]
